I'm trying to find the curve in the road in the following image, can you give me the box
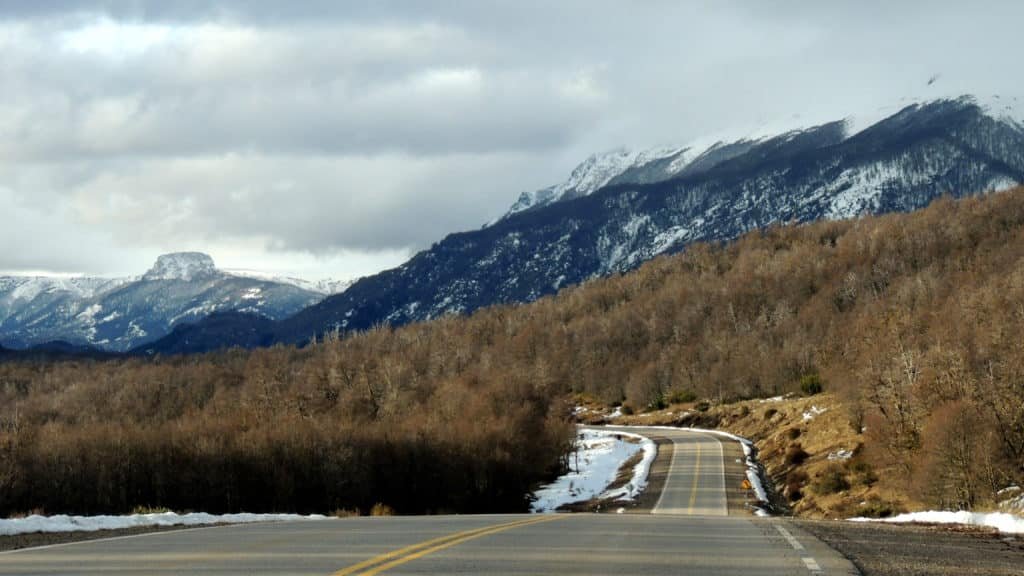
[0,426,860,575]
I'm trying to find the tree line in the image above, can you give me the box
[2,188,1024,515]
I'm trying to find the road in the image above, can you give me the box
[0,427,858,575]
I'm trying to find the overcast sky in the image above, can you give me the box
[1,1,1021,280]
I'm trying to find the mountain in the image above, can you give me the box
[223,270,354,296]
[0,253,326,352]
[139,96,1024,355]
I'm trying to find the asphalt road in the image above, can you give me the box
[0,427,859,575]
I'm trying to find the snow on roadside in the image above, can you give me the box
[849,510,1024,535]
[0,511,327,537]
[531,429,656,513]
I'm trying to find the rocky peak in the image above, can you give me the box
[143,252,218,281]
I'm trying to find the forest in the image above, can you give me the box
[1,188,1023,515]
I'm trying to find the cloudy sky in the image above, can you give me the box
[2,1,1021,280]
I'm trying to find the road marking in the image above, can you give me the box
[687,441,703,514]
[653,436,679,513]
[774,524,805,551]
[774,524,825,574]
[332,515,564,576]
[701,432,728,516]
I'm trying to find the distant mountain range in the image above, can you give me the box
[0,253,350,352]
[5,95,1022,356]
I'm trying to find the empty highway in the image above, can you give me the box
[0,427,858,575]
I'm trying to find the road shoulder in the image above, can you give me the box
[795,518,1024,576]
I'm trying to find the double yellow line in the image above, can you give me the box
[332,515,565,576]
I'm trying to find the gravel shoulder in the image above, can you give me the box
[795,518,1024,576]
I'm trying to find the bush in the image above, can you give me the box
[854,498,900,518]
[132,505,171,515]
[694,401,710,413]
[785,470,809,502]
[667,389,697,404]
[763,408,779,420]
[800,374,824,396]
[647,394,668,411]
[812,465,850,495]
[370,503,395,516]
[785,427,802,440]
[784,444,810,466]
[620,402,635,415]
[847,459,878,486]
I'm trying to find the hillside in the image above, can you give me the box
[2,188,1024,516]
[142,96,1024,355]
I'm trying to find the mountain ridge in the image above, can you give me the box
[135,96,1024,355]
[0,253,333,352]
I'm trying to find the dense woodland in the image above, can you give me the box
[2,188,1024,515]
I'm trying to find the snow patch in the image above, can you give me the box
[802,405,827,421]
[828,449,855,461]
[850,510,1024,535]
[531,429,655,513]
[0,511,327,537]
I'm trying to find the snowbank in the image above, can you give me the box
[531,429,656,513]
[850,510,1024,534]
[0,511,327,537]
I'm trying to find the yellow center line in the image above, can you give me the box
[687,441,702,514]
[332,515,565,576]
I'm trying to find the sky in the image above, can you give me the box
[1,1,1021,280]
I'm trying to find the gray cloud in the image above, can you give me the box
[1,1,1021,279]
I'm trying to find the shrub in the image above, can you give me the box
[854,498,900,518]
[620,402,635,416]
[370,503,395,516]
[847,460,878,486]
[784,444,810,466]
[647,394,668,411]
[812,465,850,495]
[132,505,171,515]
[694,401,710,413]
[785,427,802,440]
[763,408,778,420]
[785,470,809,502]
[800,374,824,396]
[667,389,697,404]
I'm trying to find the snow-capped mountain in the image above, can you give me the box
[134,96,1024,354]
[224,270,354,295]
[503,94,1024,222]
[502,146,687,219]
[0,253,326,352]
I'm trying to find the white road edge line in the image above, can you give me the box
[775,524,826,574]
[802,557,822,571]
[774,524,805,550]
[652,434,679,514]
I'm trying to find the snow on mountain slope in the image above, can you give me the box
[225,270,354,295]
[503,94,1024,224]
[0,253,327,352]
[503,146,686,219]
[97,95,1024,355]
[142,252,217,281]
